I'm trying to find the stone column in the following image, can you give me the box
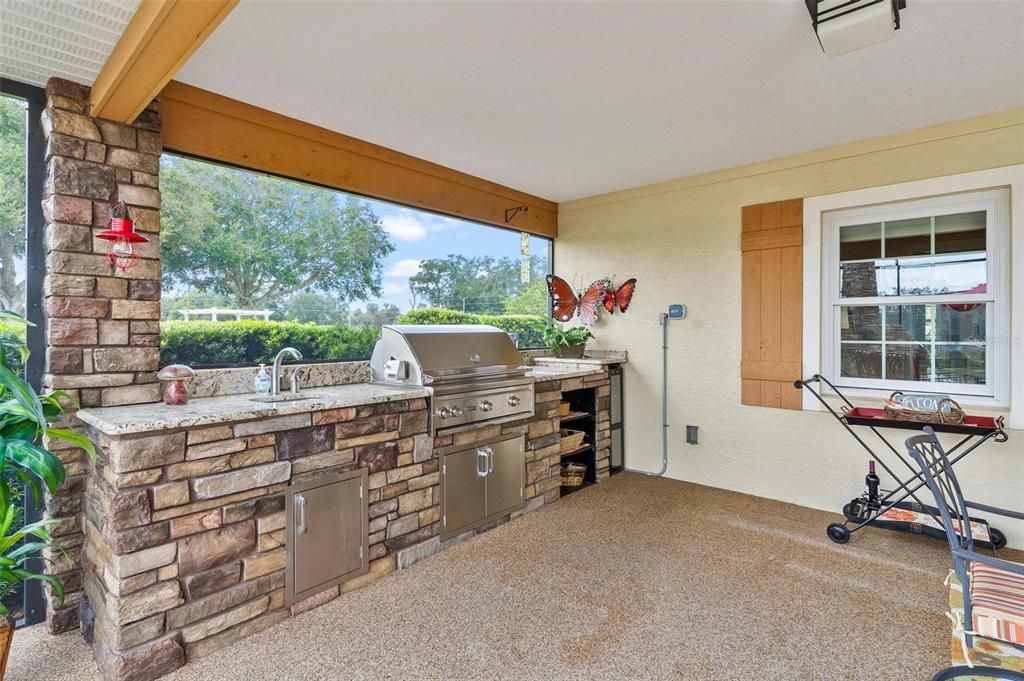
[40,78,162,632]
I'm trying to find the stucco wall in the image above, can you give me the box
[557,109,1024,546]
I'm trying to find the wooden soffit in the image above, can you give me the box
[91,0,239,123]
[159,81,559,237]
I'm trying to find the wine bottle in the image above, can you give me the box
[866,460,881,509]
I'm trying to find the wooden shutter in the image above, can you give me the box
[741,198,803,409]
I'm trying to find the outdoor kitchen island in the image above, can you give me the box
[72,358,617,681]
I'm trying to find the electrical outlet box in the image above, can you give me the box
[686,425,699,445]
[668,304,686,319]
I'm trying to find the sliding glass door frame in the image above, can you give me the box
[1,77,47,627]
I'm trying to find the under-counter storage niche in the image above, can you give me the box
[560,387,598,496]
[440,434,525,538]
[286,468,368,605]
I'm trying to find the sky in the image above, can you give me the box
[358,197,551,312]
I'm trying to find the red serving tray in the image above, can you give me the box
[841,407,1004,435]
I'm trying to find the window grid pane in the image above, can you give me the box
[838,303,987,385]
[839,210,988,299]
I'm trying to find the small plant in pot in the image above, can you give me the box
[0,312,95,676]
[542,324,595,359]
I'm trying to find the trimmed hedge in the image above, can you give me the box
[160,320,379,367]
[160,310,547,367]
[397,308,546,347]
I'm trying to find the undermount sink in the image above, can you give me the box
[249,393,325,403]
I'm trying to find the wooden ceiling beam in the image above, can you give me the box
[160,81,559,238]
[90,0,238,123]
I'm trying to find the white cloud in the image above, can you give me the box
[386,259,422,278]
[429,215,462,233]
[382,214,428,242]
[382,282,407,296]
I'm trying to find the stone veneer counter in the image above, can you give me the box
[77,383,430,436]
[68,365,616,680]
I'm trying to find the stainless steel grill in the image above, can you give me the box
[369,325,534,431]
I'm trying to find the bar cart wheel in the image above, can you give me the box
[827,523,851,544]
[989,528,1007,550]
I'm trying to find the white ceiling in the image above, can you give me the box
[27,0,1021,204]
[0,0,139,87]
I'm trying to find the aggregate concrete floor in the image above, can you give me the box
[11,473,1004,680]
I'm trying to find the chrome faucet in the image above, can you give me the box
[271,347,303,396]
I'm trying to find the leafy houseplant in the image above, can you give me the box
[542,324,595,359]
[0,312,95,676]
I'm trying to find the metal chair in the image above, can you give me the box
[907,426,1024,669]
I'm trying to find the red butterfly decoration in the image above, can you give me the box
[600,278,637,314]
[546,275,606,326]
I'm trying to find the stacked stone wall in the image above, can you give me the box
[82,398,433,680]
[41,78,162,632]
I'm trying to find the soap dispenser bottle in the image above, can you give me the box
[254,363,271,394]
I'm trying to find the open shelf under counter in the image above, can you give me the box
[558,384,599,498]
[559,443,593,457]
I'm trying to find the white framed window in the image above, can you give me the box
[820,188,1010,401]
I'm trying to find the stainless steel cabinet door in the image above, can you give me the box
[485,436,524,517]
[290,470,367,602]
[442,448,487,534]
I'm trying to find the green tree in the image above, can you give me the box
[160,156,394,308]
[282,292,349,325]
[349,302,400,328]
[503,277,548,315]
[0,95,26,315]
[408,255,521,314]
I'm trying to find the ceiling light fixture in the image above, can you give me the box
[806,0,907,56]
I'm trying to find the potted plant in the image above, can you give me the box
[542,324,595,359]
[0,312,94,676]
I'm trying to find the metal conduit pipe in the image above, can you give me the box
[626,310,681,476]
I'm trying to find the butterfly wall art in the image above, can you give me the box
[545,275,638,326]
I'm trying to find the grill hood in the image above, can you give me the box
[370,325,526,386]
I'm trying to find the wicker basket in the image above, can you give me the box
[883,392,965,425]
[558,401,571,417]
[560,429,586,453]
[561,462,587,487]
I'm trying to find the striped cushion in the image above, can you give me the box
[970,561,1024,645]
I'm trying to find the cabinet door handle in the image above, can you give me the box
[476,449,488,478]
[295,494,307,535]
[486,447,494,474]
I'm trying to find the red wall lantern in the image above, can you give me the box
[97,201,149,272]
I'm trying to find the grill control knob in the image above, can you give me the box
[437,407,451,419]
[450,405,463,417]
[507,396,521,407]
[479,400,493,412]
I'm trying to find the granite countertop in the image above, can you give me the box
[526,365,607,381]
[77,382,431,436]
[532,351,627,368]
[530,351,627,379]
[536,356,622,366]
[79,353,624,436]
